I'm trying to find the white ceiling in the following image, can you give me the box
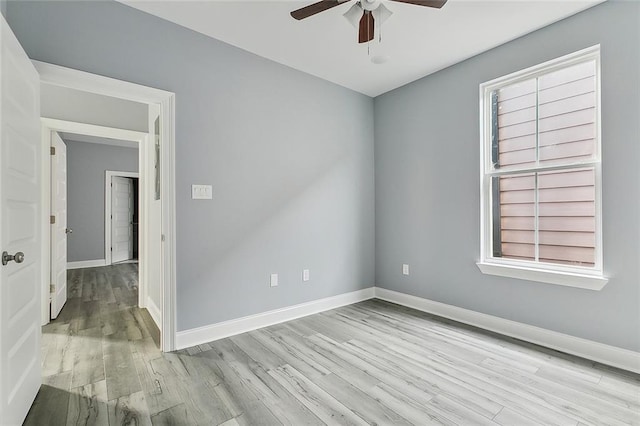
[120,0,603,97]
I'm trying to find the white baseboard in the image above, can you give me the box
[375,287,640,374]
[146,296,161,331]
[67,259,106,270]
[173,284,639,373]
[176,287,375,350]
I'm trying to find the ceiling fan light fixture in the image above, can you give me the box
[373,3,393,26]
[343,3,363,29]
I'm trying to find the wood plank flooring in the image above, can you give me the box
[25,264,640,425]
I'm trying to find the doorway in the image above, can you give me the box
[105,171,140,265]
[35,61,176,353]
[50,131,144,323]
[41,118,173,355]
[45,123,146,322]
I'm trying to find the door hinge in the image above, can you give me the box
[50,283,55,293]
[50,146,56,155]
[50,215,56,224]
[110,247,113,251]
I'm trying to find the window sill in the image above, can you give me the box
[476,262,608,290]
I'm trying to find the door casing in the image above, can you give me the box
[36,61,176,352]
[42,120,148,325]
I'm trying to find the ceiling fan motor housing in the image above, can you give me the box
[361,0,382,11]
[290,0,448,44]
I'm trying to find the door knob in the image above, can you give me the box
[2,251,25,266]
[65,228,73,234]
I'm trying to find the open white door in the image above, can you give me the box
[111,176,134,263]
[0,16,42,425]
[50,133,67,319]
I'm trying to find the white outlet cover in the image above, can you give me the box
[303,269,310,282]
[402,264,410,275]
[192,184,213,200]
[270,273,278,287]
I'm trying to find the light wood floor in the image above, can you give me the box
[25,264,640,425]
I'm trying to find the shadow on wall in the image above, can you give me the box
[181,150,373,323]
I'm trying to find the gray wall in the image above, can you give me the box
[42,84,148,132]
[374,1,640,351]
[66,140,138,262]
[1,0,6,19]
[7,1,375,331]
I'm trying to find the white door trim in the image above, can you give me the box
[40,118,148,141]
[36,61,177,352]
[41,120,147,325]
[105,171,139,266]
[40,127,51,327]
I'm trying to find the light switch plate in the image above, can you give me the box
[270,273,278,287]
[192,184,213,200]
[303,269,310,282]
[402,264,410,275]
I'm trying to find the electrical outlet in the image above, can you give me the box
[402,264,409,276]
[270,273,278,287]
[303,269,310,282]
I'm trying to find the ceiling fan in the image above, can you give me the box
[290,0,447,44]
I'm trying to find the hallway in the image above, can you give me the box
[25,263,159,425]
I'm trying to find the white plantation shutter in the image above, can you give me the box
[491,59,598,267]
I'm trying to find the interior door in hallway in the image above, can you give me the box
[111,176,134,263]
[50,132,67,319]
[0,15,42,425]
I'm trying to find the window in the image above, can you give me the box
[477,46,607,290]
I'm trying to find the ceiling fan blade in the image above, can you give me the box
[291,0,349,20]
[388,0,447,8]
[358,10,375,43]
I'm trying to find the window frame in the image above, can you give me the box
[477,45,608,290]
